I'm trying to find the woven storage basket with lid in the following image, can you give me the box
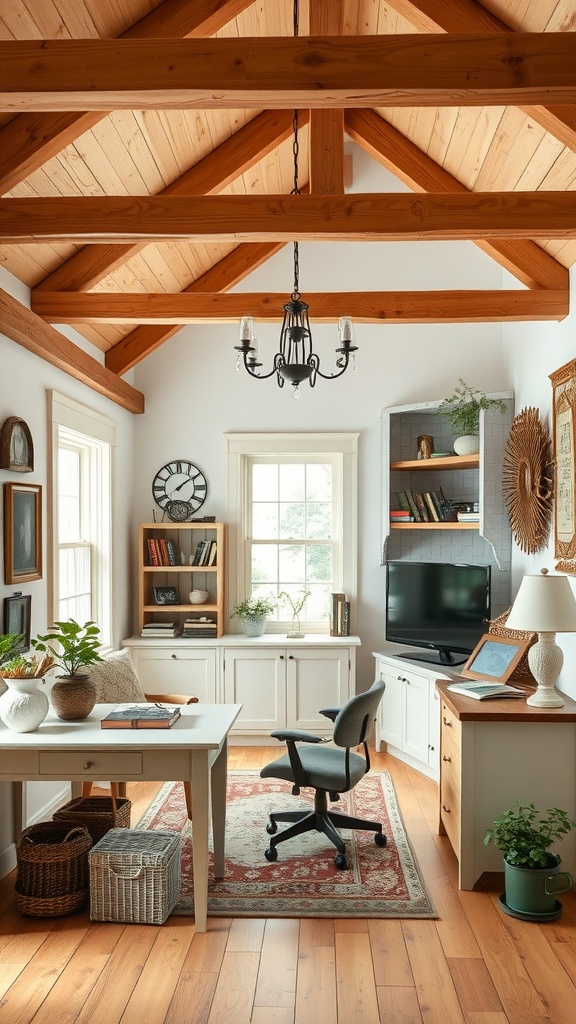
[15,821,91,917]
[488,608,537,685]
[89,828,180,924]
[53,795,131,845]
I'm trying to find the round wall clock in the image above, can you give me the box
[152,461,208,522]
[0,417,34,472]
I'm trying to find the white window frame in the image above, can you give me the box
[226,432,358,634]
[48,391,115,650]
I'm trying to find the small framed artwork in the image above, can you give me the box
[153,586,179,605]
[461,634,531,684]
[549,358,576,573]
[3,482,42,585]
[0,417,34,472]
[3,593,32,652]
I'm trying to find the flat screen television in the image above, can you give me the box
[385,560,491,666]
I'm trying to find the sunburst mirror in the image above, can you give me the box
[502,407,553,554]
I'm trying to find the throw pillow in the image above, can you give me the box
[90,648,146,703]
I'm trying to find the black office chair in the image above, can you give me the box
[260,679,386,869]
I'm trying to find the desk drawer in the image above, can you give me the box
[38,751,143,777]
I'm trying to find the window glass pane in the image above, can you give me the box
[279,502,304,538]
[306,502,332,539]
[307,544,332,582]
[252,503,278,539]
[58,448,81,543]
[252,464,278,501]
[307,463,332,501]
[280,463,305,500]
[279,544,306,584]
[307,584,331,619]
[251,544,278,584]
[59,545,91,622]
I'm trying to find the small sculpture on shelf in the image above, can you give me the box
[278,588,311,639]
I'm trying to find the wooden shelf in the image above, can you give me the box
[391,455,479,471]
[390,522,478,530]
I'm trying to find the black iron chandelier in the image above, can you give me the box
[234,2,358,401]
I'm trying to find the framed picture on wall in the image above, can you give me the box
[3,593,32,652]
[550,358,576,573]
[3,482,42,585]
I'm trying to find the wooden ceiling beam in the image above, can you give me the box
[308,0,345,195]
[33,289,569,325]
[104,241,286,375]
[6,193,576,243]
[344,108,568,291]
[0,0,254,195]
[2,35,576,111]
[35,110,299,293]
[387,0,576,152]
[0,288,144,414]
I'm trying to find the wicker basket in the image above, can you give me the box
[15,821,91,917]
[488,608,537,685]
[53,795,131,845]
[89,829,181,924]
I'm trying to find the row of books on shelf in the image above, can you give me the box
[392,490,479,524]
[147,537,178,566]
[191,539,217,566]
[329,592,350,637]
[182,617,217,638]
[140,621,181,638]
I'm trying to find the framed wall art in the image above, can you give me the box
[153,586,179,605]
[461,634,531,684]
[0,417,34,472]
[3,593,32,652]
[3,482,42,585]
[549,358,576,573]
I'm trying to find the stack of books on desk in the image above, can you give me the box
[182,617,217,638]
[141,621,181,638]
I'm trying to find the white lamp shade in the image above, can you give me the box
[506,571,576,633]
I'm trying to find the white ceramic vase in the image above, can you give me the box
[453,434,480,456]
[242,617,267,637]
[0,677,49,733]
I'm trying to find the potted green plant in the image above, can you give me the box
[32,619,103,721]
[278,588,311,639]
[438,379,507,455]
[484,802,576,920]
[230,595,276,637]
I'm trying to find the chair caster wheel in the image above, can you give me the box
[266,821,277,835]
[375,832,387,847]
[334,854,348,870]
[265,846,278,862]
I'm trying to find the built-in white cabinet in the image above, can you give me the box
[123,635,358,740]
[373,649,447,780]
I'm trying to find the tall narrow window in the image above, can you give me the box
[48,392,115,648]
[227,433,358,633]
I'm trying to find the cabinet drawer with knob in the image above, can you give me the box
[38,751,143,777]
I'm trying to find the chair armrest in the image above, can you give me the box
[318,707,341,722]
[271,730,324,744]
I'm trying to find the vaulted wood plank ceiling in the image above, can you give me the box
[0,0,575,411]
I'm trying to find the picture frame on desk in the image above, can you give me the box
[461,633,531,684]
[550,358,576,573]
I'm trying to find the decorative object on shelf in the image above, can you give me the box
[189,589,209,605]
[3,482,42,584]
[0,417,34,472]
[231,595,276,637]
[502,407,553,554]
[153,586,179,605]
[0,676,49,732]
[484,802,576,921]
[3,593,31,653]
[233,4,357,402]
[549,358,576,573]
[152,461,207,522]
[278,588,311,639]
[488,609,536,685]
[506,568,576,708]
[32,619,103,721]
[417,434,434,459]
[437,379,507,455]
[329,592,350,637]
[461,633,531,685]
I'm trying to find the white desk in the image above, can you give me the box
[0,702,242,931]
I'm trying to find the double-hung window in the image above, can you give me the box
[48,392,115,648]
[227,433,358,633]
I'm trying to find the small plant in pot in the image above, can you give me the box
[231,595,276,637]
[484,802,576,920]
[32,619,103,721]
[438,379,507,456]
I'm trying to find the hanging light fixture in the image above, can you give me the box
[234,1,357,401]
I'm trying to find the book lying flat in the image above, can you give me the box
[447,681,526,701]
[100,703,182,729]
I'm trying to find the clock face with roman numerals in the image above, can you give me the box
[152,461,208,517]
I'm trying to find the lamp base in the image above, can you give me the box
[526,633,565,708]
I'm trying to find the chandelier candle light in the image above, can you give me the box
[506,568,576,708]
[234,0,357,400]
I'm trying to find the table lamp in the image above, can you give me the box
[506,568,576,708]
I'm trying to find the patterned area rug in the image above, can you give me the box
[135,771,436,919]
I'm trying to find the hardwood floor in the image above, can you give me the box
[1,746,575,1024]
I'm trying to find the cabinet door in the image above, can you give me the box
[223,648,286,733]
[402,668,430,764]
[428,685,440,771]
[377,666,404,749]
[131,647,217,702]
[286,648,350,731]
